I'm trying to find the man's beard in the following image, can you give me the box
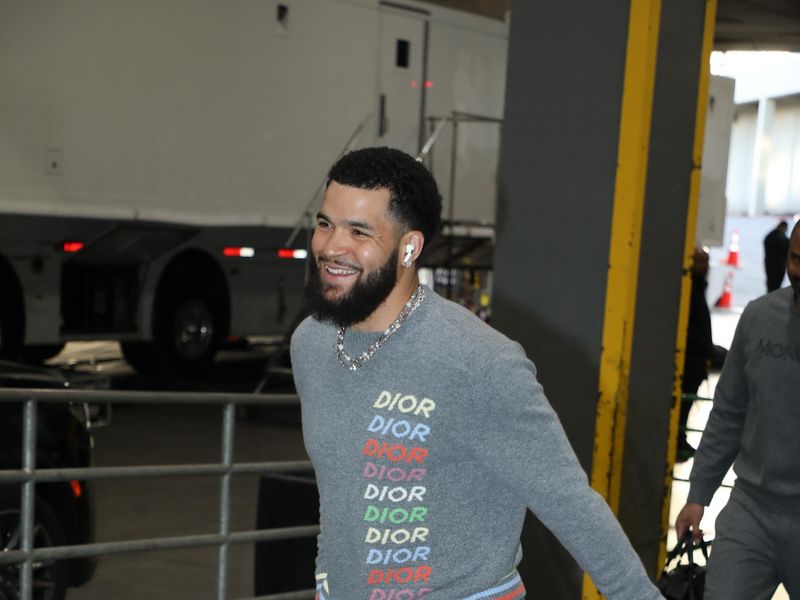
[305,250,399,327]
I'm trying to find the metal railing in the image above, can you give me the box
[0,387,318,600]
[419,111,503,224]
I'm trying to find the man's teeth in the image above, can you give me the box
[326,265,357,275]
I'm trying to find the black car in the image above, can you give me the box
[0,360,109,600]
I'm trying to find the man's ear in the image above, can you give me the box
[400,231,425,267]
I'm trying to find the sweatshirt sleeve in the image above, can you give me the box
[471,342,661,600]
[687,306,751,506]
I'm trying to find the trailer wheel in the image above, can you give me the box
[154,290,223,374]
[0,266,24,360]
[0,490,68,600]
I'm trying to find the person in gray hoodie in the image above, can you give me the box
[675,220,800,599]
[291,146,661,600]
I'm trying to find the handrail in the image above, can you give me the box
[0,461,314,483]
[416,117,451,162]
[451,110,503,123]
[0,387,299,405]
[418,111,503,163]
[0,526,321,565]
[283,114,374,248]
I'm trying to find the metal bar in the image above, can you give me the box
[0,525,321,565]
[0,461,314,484]
[450,111,503,123]
[446,116,459,300]
[0,388,298,406]
[417,18,430,154]
[670,475,733,490]
[416,117,450,162]
[217,403,235,600]
[681,394,713,402]
[20,399,37,600]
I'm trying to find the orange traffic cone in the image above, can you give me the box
[716,272,733,308]
[725,230,740,267]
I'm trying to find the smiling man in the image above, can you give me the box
[676,220,800,599]
[290,147,660,600]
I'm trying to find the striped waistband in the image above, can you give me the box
[463,570,526,600]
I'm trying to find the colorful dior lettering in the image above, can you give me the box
[363,484,426,502]
[363,462,427,482]
[367,565,432,584]
[364,505,428,524]
[368,414,431,442]
[373,391,436,418]
[366,546,431,564]
[365,527,429,545]
[363,390,435,596]
[363,438,428,464]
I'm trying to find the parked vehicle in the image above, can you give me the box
[0,361,109,600]
[0,0,508,373]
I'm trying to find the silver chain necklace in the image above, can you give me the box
[336,285,425,371]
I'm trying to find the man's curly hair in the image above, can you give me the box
[326,147,442,248]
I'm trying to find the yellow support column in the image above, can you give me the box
[584,0,661,597]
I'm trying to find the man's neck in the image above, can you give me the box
[350,274,420,332]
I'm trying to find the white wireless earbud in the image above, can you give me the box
[402,243,415,266]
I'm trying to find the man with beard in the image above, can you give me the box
[676,220,800,599]
[291,147,660,600]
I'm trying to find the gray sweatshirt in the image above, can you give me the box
[688,286,800,509]
[291,286,661,600]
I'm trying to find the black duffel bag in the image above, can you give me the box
[658,532,710,600]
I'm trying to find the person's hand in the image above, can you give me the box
[675,502,704,541]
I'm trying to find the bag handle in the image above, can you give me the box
[665,532,710,567]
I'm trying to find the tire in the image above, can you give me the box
[153,290,223,374]
[19,345,66,365]
[0,490,68,600]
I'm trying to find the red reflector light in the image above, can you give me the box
[277,248,308,259]
[424,80,434,88]
[69,479,83,498]
[62,241,84,253]
[223,247,255,258]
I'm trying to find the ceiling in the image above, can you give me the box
[715,0,800,51]
[420,0,800,51]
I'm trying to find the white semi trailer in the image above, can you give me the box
[0,0,508,372]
